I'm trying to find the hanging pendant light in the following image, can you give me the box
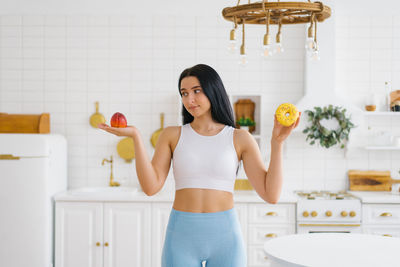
[222,0,331,63]
[305,13,316,52]
[228,16,238,53]
[310,15,320,61]
[274,18,284,54]
[239,21,248,66]
[262,3,273,58]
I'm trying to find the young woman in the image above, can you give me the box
[98,64,300,267]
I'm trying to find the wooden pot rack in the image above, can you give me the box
[222,1,331,25]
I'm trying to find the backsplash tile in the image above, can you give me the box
[1,13,399,193]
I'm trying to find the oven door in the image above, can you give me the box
[297,223,362,234]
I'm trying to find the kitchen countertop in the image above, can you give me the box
[349,191,400,204]
[54,187,400,204]
[53,187,298,203]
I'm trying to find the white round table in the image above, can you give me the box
[263,233,400,267]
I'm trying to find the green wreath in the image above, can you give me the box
[303,105,355,149]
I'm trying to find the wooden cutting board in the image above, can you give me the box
[390,90,400,103]
[348,170,400,191]
[0,113,50,133]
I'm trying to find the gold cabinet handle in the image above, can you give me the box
[0,154,20,160]
[383,234,392,237]
[96,242,101,247]
[302,211,309,217]
[341,211,348,217]
[265,212,277,216]
[349,211,356,217]
[265,233,277,238]
[299,223,361,227]
[380,212,392,217]
[104,242,109,247]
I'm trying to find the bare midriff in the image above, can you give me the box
[172,188,234,213]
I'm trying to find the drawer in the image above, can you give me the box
[249,203,295,224]
[248,245,271,266]
[362,204,400,224]
[363,225,400,238]
[248,224,295,245]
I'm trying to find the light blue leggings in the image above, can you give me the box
[161,208,247,267]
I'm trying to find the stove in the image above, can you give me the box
[296,191,357,200]
[295,191,362,234]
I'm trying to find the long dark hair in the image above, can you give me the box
[178,64,236,128]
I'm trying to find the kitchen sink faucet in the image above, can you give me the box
[101,155,120,187]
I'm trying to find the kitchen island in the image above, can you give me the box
[263,233,400,267]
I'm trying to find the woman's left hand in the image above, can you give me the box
[271,112,301,145]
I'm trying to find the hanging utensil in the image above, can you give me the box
[117,137,135,163]
[150,113,164,148]
[89,101,106,128]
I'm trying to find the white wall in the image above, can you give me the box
[0,0,399,192]
[0,0,228,15]
[335,0,400,16]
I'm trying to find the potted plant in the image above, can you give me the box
[236,117,256,132]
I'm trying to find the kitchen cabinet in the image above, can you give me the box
[55,202,151,267]
[103,203,151,267]
[362,204,400,238]
[54,192,297,267]
[247,203,296,267]
[364,111,400,150]
[55,202,103,267]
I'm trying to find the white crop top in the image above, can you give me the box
[172,123,239,193]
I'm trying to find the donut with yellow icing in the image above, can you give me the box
[275,103,299,127]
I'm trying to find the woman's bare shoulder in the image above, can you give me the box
[163,126,181,133]
[161,126,181,152]
[233,128,254,154]
[161,126,181,140]
[233,128,253,142]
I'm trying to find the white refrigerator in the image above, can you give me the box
[0,134,67,267]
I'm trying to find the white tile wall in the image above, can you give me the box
[1,13,399,193]
[334,15,400,192]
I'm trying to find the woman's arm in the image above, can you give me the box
[134,127,178,195]
[239,114,300,204]
[264,139,284,203]
[98,124,176,196]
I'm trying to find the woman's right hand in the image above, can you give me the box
[98,123,138,138]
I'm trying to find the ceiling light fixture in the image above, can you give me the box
[222,0,331,63]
